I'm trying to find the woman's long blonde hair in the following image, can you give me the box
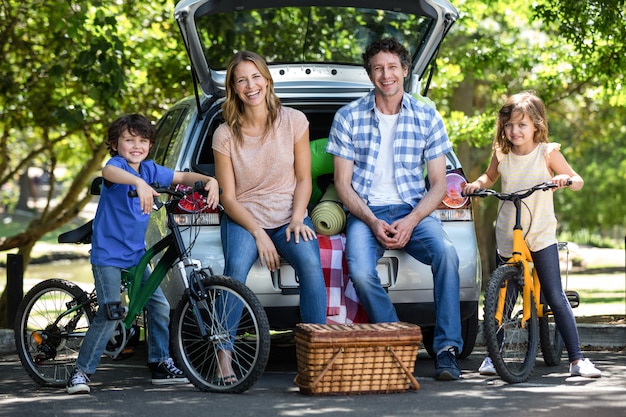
[222,51,282,146]
[494,91,549,154]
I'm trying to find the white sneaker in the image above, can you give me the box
[570,358,602,378]
[67,369,90,394]
[478,357,497,376]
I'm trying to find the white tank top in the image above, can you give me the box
[495,142,560,257]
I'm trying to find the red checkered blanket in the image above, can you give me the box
[318,234,368,324]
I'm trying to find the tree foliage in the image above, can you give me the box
[1,0,625,323]
[0,0,189,261]
[431,0,626,272]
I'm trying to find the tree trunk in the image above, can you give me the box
[449,79,497,289]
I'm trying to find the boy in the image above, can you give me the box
[67,114,219,394]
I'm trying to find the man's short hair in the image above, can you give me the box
[362,38,411,75]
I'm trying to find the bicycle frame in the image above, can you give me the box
[498,229,544,328]
[493,190,550,328]
[120,196,205,334]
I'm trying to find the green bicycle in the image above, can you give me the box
[14,178,271,393]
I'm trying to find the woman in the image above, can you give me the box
[212,51,327,383]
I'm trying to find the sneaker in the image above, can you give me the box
[570,358,602,378]
[67,369,90,395]
[151,358,189,385]
[435,347,461,381]
[478,357,497,376]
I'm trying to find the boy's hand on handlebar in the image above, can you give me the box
[136,180,160,214]
[203,177,220,209]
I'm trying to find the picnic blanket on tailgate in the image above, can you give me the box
[318,234,368,324]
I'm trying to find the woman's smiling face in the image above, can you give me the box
[233,60,268,108]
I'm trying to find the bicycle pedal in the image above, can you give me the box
[105,302,128,320]
[566,291,580,308]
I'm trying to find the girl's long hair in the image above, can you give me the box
[222,51,281,146]
[494,91,549,154]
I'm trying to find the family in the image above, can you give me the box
[67,37,600,394]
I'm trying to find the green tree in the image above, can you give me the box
[432,0,626,274]
[1,0,625,326]
[0,0,188,326]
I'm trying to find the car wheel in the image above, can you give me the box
[420,327,436,359]
[419,308,478,360]
[458,308,478,359]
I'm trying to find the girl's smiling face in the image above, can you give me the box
[504,111,538,154]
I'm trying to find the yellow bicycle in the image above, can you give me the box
[465,181,579,383]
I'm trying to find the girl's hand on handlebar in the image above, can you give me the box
[463,180,483,195]
[203,177,220,209]
[550,175,573,190]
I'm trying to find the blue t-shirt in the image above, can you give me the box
[90,156,174,268]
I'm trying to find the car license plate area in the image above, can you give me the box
[272,258,395,290]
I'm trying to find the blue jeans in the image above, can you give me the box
[76,265,172,374]
[345,204,463,353]
[221,215,327,324]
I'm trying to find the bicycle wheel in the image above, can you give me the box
[171,272,271,393]
[483,265,539,383]
[14,279,94,387]
[539,307,564,366]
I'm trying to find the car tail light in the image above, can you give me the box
[171,184,221,226]
[436,169,473,221]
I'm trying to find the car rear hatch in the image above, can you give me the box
[174,0,458,103]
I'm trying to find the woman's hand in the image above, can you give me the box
[254,231,281,272]
[285,219,317,244]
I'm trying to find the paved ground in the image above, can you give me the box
[1,343,624,417]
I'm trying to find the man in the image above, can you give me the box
[326,38,463,380]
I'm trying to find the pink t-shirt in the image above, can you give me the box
[212,106,309,229]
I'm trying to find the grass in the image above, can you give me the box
[1,211,89,245]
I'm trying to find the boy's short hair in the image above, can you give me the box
[362,37,411,75]
[107,114,157,156]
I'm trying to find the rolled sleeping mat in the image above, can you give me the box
[311,184,346,236]
[309,138,334,207]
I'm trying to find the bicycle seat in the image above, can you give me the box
[58,220,93,244]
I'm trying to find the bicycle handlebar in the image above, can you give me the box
[462,180,571,201]
[127,181,206,199]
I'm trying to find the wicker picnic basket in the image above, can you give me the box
[294,322,422,395]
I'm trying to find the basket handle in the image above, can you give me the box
[294,347,344,390]
[389,347,420,390]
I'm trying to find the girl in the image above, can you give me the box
[463,91,601,379]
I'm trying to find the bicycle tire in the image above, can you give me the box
[539,309,564,366]
[14,279,94,387]
[171,272,271,393]
[483,265,539,383]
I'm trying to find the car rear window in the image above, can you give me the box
[195,6,434,70]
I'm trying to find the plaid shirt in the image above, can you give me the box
[326,91,452,207]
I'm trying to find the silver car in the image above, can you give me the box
[146,0,482,358]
